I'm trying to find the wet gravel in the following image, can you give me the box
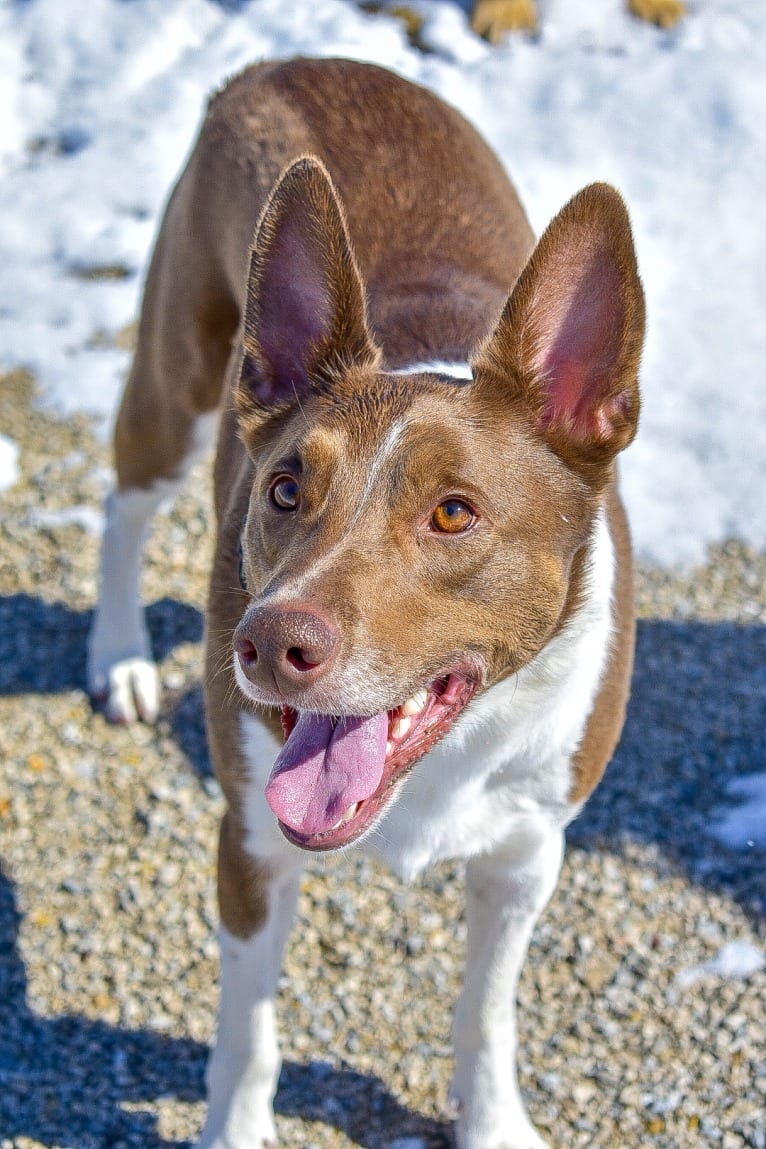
[1,367,764,1148]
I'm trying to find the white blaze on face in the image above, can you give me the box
[348,417,407,527]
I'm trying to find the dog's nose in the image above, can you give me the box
[233,605,340,694]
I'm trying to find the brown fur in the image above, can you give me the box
[205,401,280,935]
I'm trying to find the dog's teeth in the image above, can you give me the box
[328,803,361,832]
[391,716,412,740]
[402,689,428,716]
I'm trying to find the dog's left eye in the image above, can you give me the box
[269,476,301,510]
[430,499,476,534]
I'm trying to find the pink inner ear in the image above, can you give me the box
[537,253,624,439]
[255,209,334,402]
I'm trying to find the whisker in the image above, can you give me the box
[291,381,310,429]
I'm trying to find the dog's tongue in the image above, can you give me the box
[265,712,388,836]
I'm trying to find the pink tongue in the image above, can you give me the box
[265,711,389,836]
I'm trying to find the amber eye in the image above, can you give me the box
[430,499,476,534]
[269,475,300,510]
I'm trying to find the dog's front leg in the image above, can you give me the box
[450,822,564,1149]
[198,815,304,1149]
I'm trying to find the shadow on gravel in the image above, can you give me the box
[0,869,450,1147]
[569,619,766,923]
[171,683,213,780]
[0,594,203,696]
[274,1060,449,1147]
[0,868,206,1148]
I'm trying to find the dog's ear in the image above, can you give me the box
[238,155,380,415]
[473,183,645,482]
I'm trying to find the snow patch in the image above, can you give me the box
[0,435,20,492]
[29,504,104,536]
[675,941,765,990]
[710,773,766,850]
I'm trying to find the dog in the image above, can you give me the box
[88,58,645,1149]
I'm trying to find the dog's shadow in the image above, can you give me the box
[0,866,449,1147]
[0,865,202,1148]
[569,617,766,923]
[0,593,204,697]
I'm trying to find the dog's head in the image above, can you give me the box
[230,156,644,850]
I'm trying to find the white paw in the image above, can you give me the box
[454,1122,549,1149]
[455,1127,548,1149]
[89,655,160,724]
[451,1096,549,1149]
[196,1109,278,1149]
[197,1133,277,1149]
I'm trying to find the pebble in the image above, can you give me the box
[0,367,764,1148]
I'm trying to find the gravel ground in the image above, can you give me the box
[1,366,764,1149]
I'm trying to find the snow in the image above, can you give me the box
[0,434,20,493]
[711,773,766,850]
[675,940,765,990]
[27,505,105,536]
[1,0,764,565]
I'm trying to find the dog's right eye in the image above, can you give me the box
[430,498,476,534]
[269,475,301,510]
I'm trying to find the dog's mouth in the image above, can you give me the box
[265,672,477,851]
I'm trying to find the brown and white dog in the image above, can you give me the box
[88,58,644,1149]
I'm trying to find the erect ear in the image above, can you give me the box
[473,183,645,481]
[238,156,380,414]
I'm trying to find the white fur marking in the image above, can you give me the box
[452,833,561,1149]
[389,360,473,381]
[89,408,219,723]
[198,894,301,1149]
[200,715,305,1149]
[239,712,306,862]
[89,409,218,721]
[348,418,406,527]
[87,486,171,722]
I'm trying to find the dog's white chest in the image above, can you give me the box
[364,662,585,880]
